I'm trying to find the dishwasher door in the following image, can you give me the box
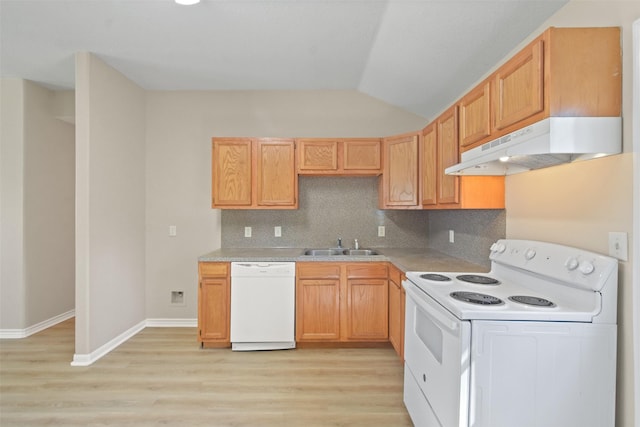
[230,262,296,351]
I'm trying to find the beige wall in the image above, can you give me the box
[144,90,427,318]
[503,2,639,426]
[22,81,75,327]
[74,53,146,357]
[0,79,75,331]
[0,79,26,329]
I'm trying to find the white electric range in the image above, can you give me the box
[402,239,618,427]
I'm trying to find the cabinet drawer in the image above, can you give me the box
[347,263,388,279]
[199,262,229,278]
[297,263,341,279]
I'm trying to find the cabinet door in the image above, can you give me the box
[343,139,381,172]
[296,279,341,341]
[493,38,544,131]
[256,138,297,207]
[199,277,230,343]
[388,267,404,360]
[437,106,460,205]
[212,138,252,207]
[420,124,437,206]
[382,133,419,208]
[297,139,338,172]
[459,80,491,150]
[346,279,388,341]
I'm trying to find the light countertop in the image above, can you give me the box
[198,247,487,273]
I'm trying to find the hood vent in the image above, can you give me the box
[445,117,621,176]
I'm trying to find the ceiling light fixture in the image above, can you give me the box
[175,0,200,5]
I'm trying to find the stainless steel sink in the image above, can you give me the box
[343,249,378,256]
[303,249,345,256]
[302,248,379,256]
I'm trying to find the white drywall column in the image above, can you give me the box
[73,52,146,365]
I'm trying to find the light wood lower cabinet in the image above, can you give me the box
[296,262,389,343]
[198,262,231,347]
[388,264,405,361]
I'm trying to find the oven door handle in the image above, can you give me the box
[403,280,460,333]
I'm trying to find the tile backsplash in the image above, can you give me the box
[222,176,430,248]
[222,176,506,268]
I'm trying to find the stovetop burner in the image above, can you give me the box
[450,291,504,305]
[420,273,451,282]
[508,295,556,307]
[456,274,500,285]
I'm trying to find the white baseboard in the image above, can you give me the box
[0,309,75,339]
[71,320,146,367]
[145,318,197,327]
[2,314,198,366]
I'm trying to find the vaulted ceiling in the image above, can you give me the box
[0,0,567,119]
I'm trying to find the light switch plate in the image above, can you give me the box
[169,225,177,237]
[274,226,282,237]
[608,232,628,261]
[244,227,252,238]
[378,226,385,237]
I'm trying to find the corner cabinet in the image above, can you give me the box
[296,262,388,343]
[421,107,505,210]
[296,138,381,175]
[198,262,231,348]
[212,137,298,209]
[379,133,420,209]
[461,26,621,152]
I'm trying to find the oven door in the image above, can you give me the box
[403,280,471,427]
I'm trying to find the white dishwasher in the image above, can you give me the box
[230,262,296,351]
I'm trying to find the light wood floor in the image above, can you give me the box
[1,319,413,426]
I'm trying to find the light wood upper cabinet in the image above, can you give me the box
[421,109,505,210]
[420,123,437,206]
[437,106,460,206]
[343,139,381,172]
[256,139,297,206]
[493,38,544,131]
[459,80,491,149]
[460,27,621,152]
[297,138,381,175]
[297,139,338,172]
[379,133,419,209]
[198,262,230,347]
[212,138,253,207]
[212,137,297,209]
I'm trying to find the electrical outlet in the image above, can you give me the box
[378,226,385,237]
[244,227,252,238]
[608,232,628,261]
[449,230,454,243]
[274,226,282,237]
[169,225,177,237]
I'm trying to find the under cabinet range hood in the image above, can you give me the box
[445,117,622,176]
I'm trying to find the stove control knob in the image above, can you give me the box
[525,249,536,260]
[495,243,506,254]
[579,260,595,275]
[565,257,579,271]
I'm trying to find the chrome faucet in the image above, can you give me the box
[337,238,342,248]
[354,239,359,250]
